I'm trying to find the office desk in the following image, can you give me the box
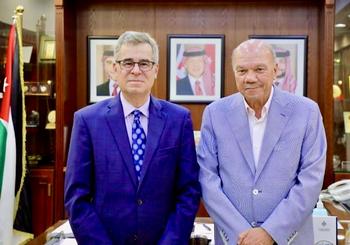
[25,218,212,244]
[27,205,348,245]
[324,200,350,245]
[26,220,65,245]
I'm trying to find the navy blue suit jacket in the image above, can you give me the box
[64,95,201,244]
[96,80,110,96]
[176,76,194,95]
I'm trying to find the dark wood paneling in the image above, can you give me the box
[54,2,65,222]
[335,173,350,182]
[319,1,335,188]
[54,0,77,221]
[29,168,54,236]
[73,1,323,124]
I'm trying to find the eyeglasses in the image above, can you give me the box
[116,59,155,72]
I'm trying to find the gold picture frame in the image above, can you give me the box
[39,35,56,63]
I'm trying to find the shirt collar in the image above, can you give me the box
[243,86,274,119]
[120,92,150,118]
[109,79,116,91]
[188,74,203,84]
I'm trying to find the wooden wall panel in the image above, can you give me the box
[319,1,335,188]
[73,1,322,129]
[54,2,65,222]
[55,0,77,220]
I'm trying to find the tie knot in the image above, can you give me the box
[133,110,141,120]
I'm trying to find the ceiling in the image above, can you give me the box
[335,0,350,37]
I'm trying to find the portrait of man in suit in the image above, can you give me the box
[96,49,119,96]
[65,31,201,244]
[197,39,326,245]
[176,44,215,96]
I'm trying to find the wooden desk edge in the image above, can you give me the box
[26,220,66,245]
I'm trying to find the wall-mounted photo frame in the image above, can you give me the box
[167,34,224,103]
[88,36,118,103]
[39,35,55,63]
[249,35,308,96]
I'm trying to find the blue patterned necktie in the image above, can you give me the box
[132,110,146,181]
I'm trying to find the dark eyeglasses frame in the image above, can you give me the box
[116,59,156,72]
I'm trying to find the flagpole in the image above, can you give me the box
[13,5,27,219]
[15,6,24,26]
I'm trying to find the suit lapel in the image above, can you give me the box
[225,95,256,175]
[254,89,291,181]
[138,97,166,187]
[105,95,138,188]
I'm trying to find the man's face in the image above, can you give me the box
[233,46,277,107]
[114,43,158,97]
[276,57,287,78]
[184,56,205,79]
[104,56,117,79]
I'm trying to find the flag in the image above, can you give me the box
[0,17,27,245]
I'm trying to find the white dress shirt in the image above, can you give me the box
[120,92,149,146]
[243,87,274,167]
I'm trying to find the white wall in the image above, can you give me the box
[0,0,55,36]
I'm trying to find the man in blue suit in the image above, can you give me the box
[197,39,326,245]
[97,50,119,96]
[65,31,201,244]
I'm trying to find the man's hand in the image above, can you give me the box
[237,227,274,245]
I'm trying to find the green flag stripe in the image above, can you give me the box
[0,121,8,197]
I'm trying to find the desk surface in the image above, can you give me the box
[25,217,212,244]
[26,220,65,245]
[324,200,350,245]
[26,204,348,245]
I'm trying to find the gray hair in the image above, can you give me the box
[115,31,159,64]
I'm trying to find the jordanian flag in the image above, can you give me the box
[0,20,26,245]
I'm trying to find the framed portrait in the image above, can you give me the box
[167,34,224,103]
[249,35,308,96]
[88,36,118,103]
[39,35,55,63]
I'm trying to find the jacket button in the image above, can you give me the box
[137,199,143,205]
[252,189,259,195]
[133,234,138,241]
